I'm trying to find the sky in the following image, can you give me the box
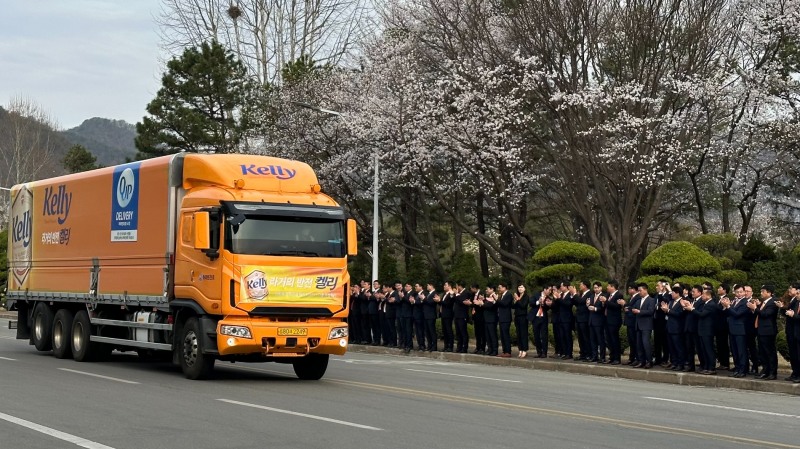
[0,0,164,129]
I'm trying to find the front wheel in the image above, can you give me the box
[179,317,215,380]
[292,354,329,380]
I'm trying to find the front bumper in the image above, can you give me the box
[216,317,348,357]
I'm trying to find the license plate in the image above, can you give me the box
[278,328,308,336]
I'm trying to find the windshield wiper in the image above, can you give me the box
[269,250,320,257]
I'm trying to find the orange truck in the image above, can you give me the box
[6,153,356,379]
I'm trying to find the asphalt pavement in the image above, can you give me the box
[0,317,798,449]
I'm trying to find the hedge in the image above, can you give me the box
[641,241,721,277]
[635,275,670,292]
[717,269,747,286]
[532,241,601,266]
[673,276,720,290]
[692,233,738,256]
[526,263,584,287]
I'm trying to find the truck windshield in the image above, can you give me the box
[225,217,345,258]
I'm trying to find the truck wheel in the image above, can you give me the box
[179,317,215,380]
[72,310,98,362]
[52,309,74,359]
[32,303,54,352]
[292,354,329,380]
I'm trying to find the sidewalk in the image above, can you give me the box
[348,344,800,396]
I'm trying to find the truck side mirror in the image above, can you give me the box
[347,219,358,256]
[193,211,211,250]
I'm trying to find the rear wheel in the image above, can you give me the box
[52,309,74,359]
[32,303,54,352]
[292,354,329,380]
[179,317,215,380]
[72,310,103,362]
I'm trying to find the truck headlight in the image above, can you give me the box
[220,325,252,339]
[329,327,348,339]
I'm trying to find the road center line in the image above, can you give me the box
[405,368,521,383]
[0,411,116,449]
[643,396,800,419]
[0,356,16,361]
[57,368,140,385]
[217,399,383,431]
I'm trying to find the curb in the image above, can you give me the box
[347,344,800,396]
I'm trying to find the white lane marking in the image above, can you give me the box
[644,397,800,419]
[0,356,16,361]
[405,368,522,383]
[218,399,383,431]
[0,336,18,340]
[0,411,116,449]
[57,368,140,385]
[334,358,452,366]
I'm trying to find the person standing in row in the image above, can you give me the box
[605,280,624,365]
[479,287,498,356]
[743,285,760,375]
[497,282,513,357]
[720,285,748,377]
[634,283,655,368]
[573,281,592,361]
[625,285,640,365]
[423,282,439,352]
[714,284,731,371]
[750,284,778,380]
[685,287,717,374]
[557,283,575,360]
[653,280,670,366]
[587,282,607,363]
[662,285,686,371]
[681,286,702,372]
[783,283,800,382]
[471,284,486,355]
[384,282,398,348]
[440,281,455,352]
[513,285,530,358]
[530,286,551,358]
[413,283,426,350]
[400,283,414,353]
[454,281,471,353]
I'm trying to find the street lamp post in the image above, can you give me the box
[291,102,380,283]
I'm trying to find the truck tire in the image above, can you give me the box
[72,310,100,362]
[292,354,329,380]
[52,309,74,359]
[32,303,54,352]
[179,317,215,380]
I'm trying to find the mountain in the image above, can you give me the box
[61,118,137,166]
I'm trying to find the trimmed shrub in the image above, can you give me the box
[748,261,789,294]
[526,263,584,287]
[723,249,743,265]
[778,330,789,362]
[641,241,721,277]
[716,257,734,270]
[581,263,610,283]
[692,233,738,256]
[635,275,670,292]
[717,269,747,286]
[532,241,601,266]
[742,236,777,263]
[673,276,719,290]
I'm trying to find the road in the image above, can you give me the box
[0,317,797,449]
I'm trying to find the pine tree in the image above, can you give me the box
[135,40,255,158]
[62,144,99,173]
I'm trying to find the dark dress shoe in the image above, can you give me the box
[734,372,746,378]
[561,355,570,360]
[707,370,717,375]
[794,378,800,383]
[757,373,768,379]
[644,363,653,369]
[611,361,620,365]
[767,374,777,380]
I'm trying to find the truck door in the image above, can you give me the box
[175,210,222,305]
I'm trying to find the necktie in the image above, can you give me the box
[537,296,544,317]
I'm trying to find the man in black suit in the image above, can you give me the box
[367,287,381,345]
[681,285,703,372]
[359,280,371,344]
[783,283,800,382]
[573,281,592,361]
[440,281,456,352]
[625,285,640,365]
[604,280,624,365]
[497,282,514,357]
[556,282,575,359]
[653,280,670,366]
[400,283,415,353]
[550,283,564,358]
[662,286,686,371]
[349,285,362,344]
[721,284,749,377]
[480,287,499,356]
[529,286,551,358]
[413,284,427,350]
[453,281,471,353]
[686,287,718,374]
[750,284,779,380]
[714,283,731,370]
[743,285,760,374]
[384,282,399,347]
[423,283,439,352]
[470,284,486,355]
[633,283,655,368]
[587,282,607,363]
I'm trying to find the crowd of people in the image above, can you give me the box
[348,279,800,382]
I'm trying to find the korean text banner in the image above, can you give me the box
[240,266,345,304]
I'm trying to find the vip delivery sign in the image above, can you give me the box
[241,266,346,304]
[111,162,140,242]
